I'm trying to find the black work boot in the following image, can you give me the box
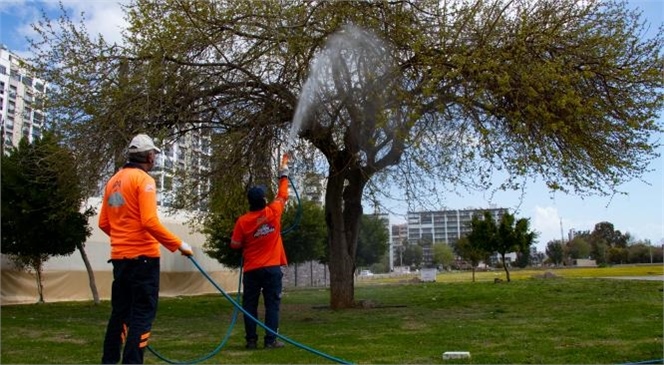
[245,339,258,349]
[264,340,285,349]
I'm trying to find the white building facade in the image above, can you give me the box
[407,208,508,246]
[1,45,48,152]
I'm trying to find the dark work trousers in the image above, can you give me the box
[242,265,283,345]
[102,257,160,364]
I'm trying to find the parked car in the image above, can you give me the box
[359,269,374,277]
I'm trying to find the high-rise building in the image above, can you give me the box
[153,130,212,208]
[296,172,326,206]
[1,45,48,152]
[407,208,508,246]
[0,46,213,209]
[407,208,508,266]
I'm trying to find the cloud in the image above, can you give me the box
[3,1,128,54]
[63,1,129,45]
[532,205,562,248]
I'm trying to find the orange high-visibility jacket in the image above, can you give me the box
[231,177,289,272]
[99,165,181,259]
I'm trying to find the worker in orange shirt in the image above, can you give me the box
[230,154,290,350]
[99,134,193,364]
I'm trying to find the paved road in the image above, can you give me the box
[601,276,664,281]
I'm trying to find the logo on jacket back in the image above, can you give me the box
[108,192,125,207]
[254,223,276,238]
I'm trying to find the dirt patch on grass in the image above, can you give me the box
[532,271,561,279]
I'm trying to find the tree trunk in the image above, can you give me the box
[294,263,299,287]
[325,169,365,309]
[34,261,44,304]
[472,267,476,282]
[78,243,100,305]
[501,253,511,282]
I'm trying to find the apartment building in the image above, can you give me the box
[407,208,508,246]
[0,45,48,152]
[0,46,214,210]
[407,208,508,265]
[296,172,326,206]
[153,130,212,208]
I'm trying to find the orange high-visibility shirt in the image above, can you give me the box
[231,177,289,272]
[99,165,181,259]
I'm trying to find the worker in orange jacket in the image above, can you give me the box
[99,134,193,364]
[230,155,290,349]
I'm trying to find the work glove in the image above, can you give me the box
[178,242,193,256]
[279,153,290,178]
[279,166,289,179]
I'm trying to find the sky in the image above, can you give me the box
[1,0,662,251]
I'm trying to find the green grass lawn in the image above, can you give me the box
[1,265,662,364]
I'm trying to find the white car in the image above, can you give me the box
[359,270,374,277]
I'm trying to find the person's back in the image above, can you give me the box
[233,185,288,271]
[230,156,290,349]
[101,166,178,259]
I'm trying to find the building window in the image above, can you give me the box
[23,106,32,121]
[10,69,20,81]
[22,76,33,87]
[34,82,44,92]
[33,112,43,125]
[34,96,44,109]
[0,65,6,75]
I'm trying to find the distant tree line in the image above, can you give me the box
[545,221,663,266]
[393,213,662,281]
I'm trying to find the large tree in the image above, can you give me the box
[546,240,566,266]
[574,222,631,264]
[567,236,591,260]
[1,133,93,303]
[28,0,663,308]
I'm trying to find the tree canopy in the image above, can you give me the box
[282,199,327,266]
[467,211,536,282]
[356,215,390,270]
[546,240,566,266]
[28,0,663,308]
[455,236,489,282]
[1,133,92,303]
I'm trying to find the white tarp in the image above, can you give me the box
[1,203,240,305]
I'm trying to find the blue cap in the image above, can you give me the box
[247,185,267,211]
